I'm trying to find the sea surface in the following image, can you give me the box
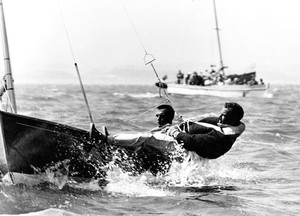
[0,84,299,216]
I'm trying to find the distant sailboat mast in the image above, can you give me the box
[212,0,225,75]
[0,0,17,113]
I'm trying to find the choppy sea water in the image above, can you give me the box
[0,84,299,216]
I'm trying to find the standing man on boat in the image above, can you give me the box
[166,102,245,159]
[177,70,184,84]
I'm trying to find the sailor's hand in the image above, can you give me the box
[166,126,181,138]
[178,121,190,132]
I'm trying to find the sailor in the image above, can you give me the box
[105,103,245,174]
[107,104,176,175]
[109,104,176,154]
[150,104,175,133]
[166,102,245,159]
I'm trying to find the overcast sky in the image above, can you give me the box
[1,0,300,85]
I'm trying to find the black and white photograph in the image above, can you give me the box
[0,0,299,215]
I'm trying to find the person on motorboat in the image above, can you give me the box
[176,70,184,84]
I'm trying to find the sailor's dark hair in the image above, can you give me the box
[224,102,244,121]
[156,104,175,120]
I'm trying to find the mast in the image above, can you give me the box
[0,0,17,113]
[212,0,225,75]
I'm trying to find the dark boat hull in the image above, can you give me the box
[0,111,109,179]
[0,111,172,180]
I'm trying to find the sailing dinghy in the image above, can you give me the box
[0,0,172,183]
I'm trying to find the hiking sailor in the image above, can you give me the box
[166,102,245,159]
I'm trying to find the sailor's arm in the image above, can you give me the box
[166,124,217,152]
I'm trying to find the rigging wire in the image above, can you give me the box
[120,0,168,98]
[119,0,183,123]
[126,98,170,123]
[119,0,147,54]
[143,52,169,100]
[58,1,94,124]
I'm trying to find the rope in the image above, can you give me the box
[126,105,158,123]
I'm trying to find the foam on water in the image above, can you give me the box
[1,171,70,190]
[1,149,257,198]
[102,149,259,197]
[105,167,173,197]
[0,208,79,216]
[113,92,158,98]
